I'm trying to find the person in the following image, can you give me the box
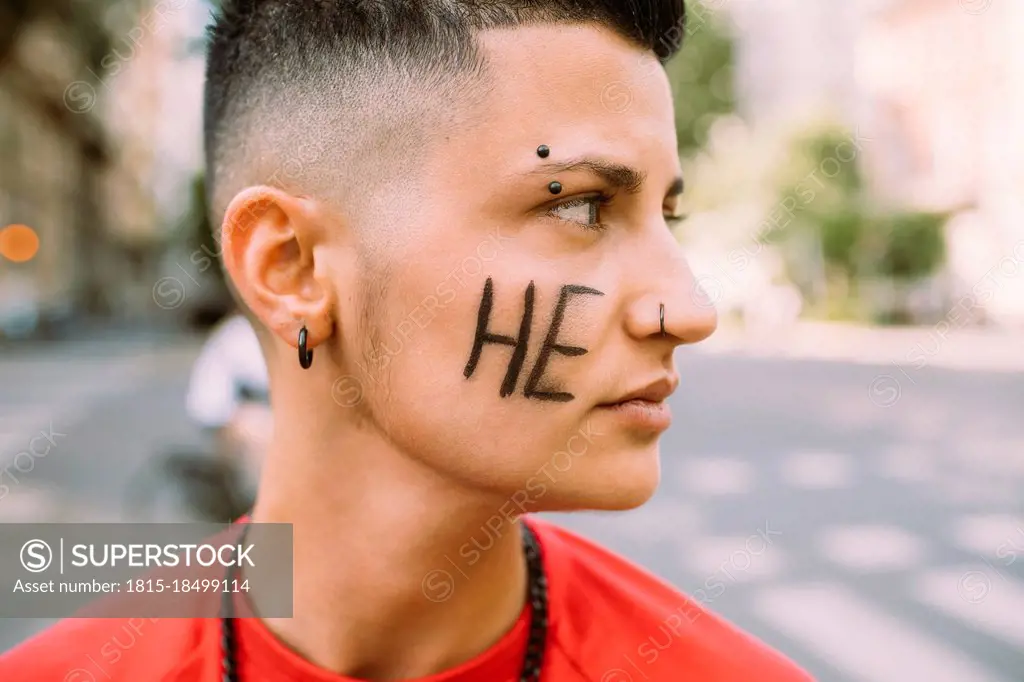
[0,1,812,680]
[185,308,272,499]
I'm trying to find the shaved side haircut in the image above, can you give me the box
[203,0,688,222]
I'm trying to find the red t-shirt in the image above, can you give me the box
[0,517,811,681]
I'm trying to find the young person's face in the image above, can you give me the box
[332,24,717,511]
[229,23,717,512]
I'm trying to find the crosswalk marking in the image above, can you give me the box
[951,514,1024,556]
[751,582,1008,682]
[817,524,927,573]
[681,534,786,583]
[914,566,1024,649]
[781,450,854,489]
[678,457,755,496]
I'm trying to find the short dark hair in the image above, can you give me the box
[202,0,688,221]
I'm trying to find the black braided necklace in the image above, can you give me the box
[220,522,548,681]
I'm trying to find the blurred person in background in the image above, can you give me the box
[1,1,811,681]
[186,306,271,500]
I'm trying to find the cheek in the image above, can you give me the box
[379,347,556,488]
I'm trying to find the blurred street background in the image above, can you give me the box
[1,0,1023,680]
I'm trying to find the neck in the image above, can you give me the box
[250,393,527,679]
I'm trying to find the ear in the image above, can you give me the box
[219,186,335,354]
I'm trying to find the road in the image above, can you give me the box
[1,330,1022,681]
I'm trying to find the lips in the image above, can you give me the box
[595,376,676,432]
[600,376,678,407]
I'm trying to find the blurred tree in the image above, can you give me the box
[182,171,233,328]
[769,126,868,276]
[869,212,947,281]
[188,174,214,247]
[664,4,737,156]
[767,125,948,322]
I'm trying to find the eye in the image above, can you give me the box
[547,194,610,231]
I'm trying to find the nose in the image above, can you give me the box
[624,252,718,345]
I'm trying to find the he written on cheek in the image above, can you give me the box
[462,277,604,402]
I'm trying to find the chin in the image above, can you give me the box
[537,442,662,513]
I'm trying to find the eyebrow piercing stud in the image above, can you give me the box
[548,181,562,194]
[536,144,550,158]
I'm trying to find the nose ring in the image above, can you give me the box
[659,303,666,337]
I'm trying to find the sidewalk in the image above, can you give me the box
[0,324,204,366]
[0,331,205,471]
[694,320,1024,373]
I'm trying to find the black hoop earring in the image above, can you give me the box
[659,303,666,337]
[298,326,314,369]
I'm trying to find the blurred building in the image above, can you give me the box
[99,0,208,319]
[728,0,1024,326]
[0,12,115,336]
[0,1,209,340]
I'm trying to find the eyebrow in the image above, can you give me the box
[532,156,683,198]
